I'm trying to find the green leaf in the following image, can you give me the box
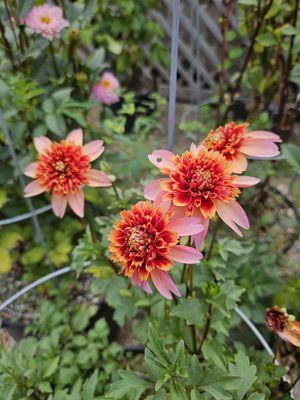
[282,143,300,173]
[228,352,257,400]
[62,109,87,127]
[170,297,204,326]
[256,33,277,47]
[89,48,106,71]
[238,0,257,4]
[282,24,296,35]
[202,340,227,370]
[265,4,281,19]
[52,88,73,108]
[106,370,152,399]
[21,246,45,265]
[0,247,12,273]
[0,230,23,249]
[0,188,8,208]
[82,369,98,400]
[72,307,90,331]
[45,114,66,136]
[38,382,52,393]
[43,356,60,379]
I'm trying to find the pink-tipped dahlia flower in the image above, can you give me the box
[265,306,300,347]
[24,129,113,218]
[108,201,203,299]
[23,4,69,40]
[202,122,281,173]
[91,72,120,105]
[144,147,260,238]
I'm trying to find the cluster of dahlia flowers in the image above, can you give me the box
[109,122,281,298]
[24,122,281,300]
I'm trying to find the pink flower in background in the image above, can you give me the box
[91,72,120,105]
[109,201,203,299]
[23,4,69,40]
[24,129,113,218]
[202,122,281,173]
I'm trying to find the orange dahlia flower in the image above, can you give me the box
[24,129,113,218]
[265,306,300,347]
[202,122,281,173]
[144,147,260,238]
[108,201,203,299]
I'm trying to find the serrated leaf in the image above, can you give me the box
[228,352,257,400]
[82,369,98,400]
[106,370,152,400]
[170,297,204,326]
[43,356,60,379]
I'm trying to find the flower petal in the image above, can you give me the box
[66,129,83,145]
[215,200,249,237]
[151,269,180,299]
[131,272,152,294]
[239,139,280,158]
[167,217,204,236]
[169,245,202,264]
[68,189,84,218]
[24,162,38,178]
[86,169,113,187]
[191,217,209,249]
[51,195,67,218]
[144,178,168,200]
[234,176,260,188]
[83,140,104,161]
[154,191,171,214]
[34,136,52,153]
[24,180,45,197]
[228,152,248,174]
[245,130,281,142]
[148,150,176,170]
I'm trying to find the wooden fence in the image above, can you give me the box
[144,0,240,102]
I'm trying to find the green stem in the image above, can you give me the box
[112,182,121,201]
[198,218,221,353]
[49,42,59,77]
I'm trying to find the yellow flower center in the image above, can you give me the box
[41,16,51,24]
[101,79,111,88]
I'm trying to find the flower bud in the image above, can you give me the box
[68,28,80,42]
[75,72,88,86]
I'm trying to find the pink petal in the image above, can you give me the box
[160,271,181,297]
[86,169,113,187]
[131,272,152,294]
[83,140,104,161]
[245,130,282,142]
[67,189,84,218]
[215,200,249,237]
[169,245,202,264]
[24,180,45,197]
[154,191,171,214]
[144,178,168,200]
[151,269,181,299]
[148,149,176,170]
[239,139,280,158]
[34,136,52,153]
[234,176,260,187]
[191,217,209,249]
[51,195,67,218]
[228,153,248,174]
[167,217,204,236]
[66,129,83,145]
[24,162,37,178]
